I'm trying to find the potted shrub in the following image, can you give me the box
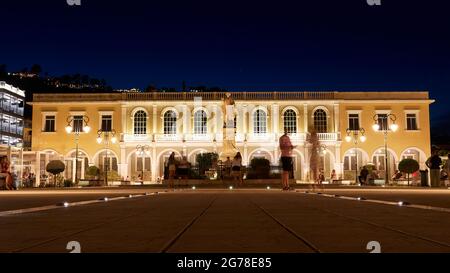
[196,153,219,177]
[64,179,73,188]
[398,158,420,186]
[46,160,66,187]
[250,158,271,179]
[85,166,100,185]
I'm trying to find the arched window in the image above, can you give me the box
[164,111,177,135]
[134,110,147,135]
[253,109,267,134]
[284,109,297,134]
[194,110,207,135]
[314,109,327,133]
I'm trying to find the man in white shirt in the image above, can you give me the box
[279,130,296,191]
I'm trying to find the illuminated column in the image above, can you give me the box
[45,153,50,176]
[152,105,157,135]
[151,145,157,183]
[274,146,279,166]
[80,159,85,180]
[304,145,310,181]
[121,105,127,134]
[334,143,342,179]
[182,105,188,136]
[272,104,279,140]
[273,105,280,162]
[236,106,243,140]
[35,152,41,187]
[242,105,248,136]
[333,103,340,133]
[303,104,308,133]
[119,144,127,179]
[183,145,187,157]
[212,104,218,135]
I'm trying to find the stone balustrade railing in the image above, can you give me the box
[33,90,430,103]
[121,132,340,143]
[33,91,338,102]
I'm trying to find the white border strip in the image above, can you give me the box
[296,191,450,213]
[0,192,165,217]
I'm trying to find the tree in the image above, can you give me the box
[398,158,420,186]
[85,166,100,180]
[81,75,90,87]
[250,158,271,179]
[144,84,157,92]
[195,152,219,176]
[30,64,42,75]
[0,64,7,76]
[46,160,66,187]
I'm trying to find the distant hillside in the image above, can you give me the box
[0,64,114,119]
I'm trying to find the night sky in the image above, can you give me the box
[1,0,449,122]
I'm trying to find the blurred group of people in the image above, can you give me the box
[0,157,18,190]
[165,151,245,189]
[427,151,450,187]
[166,152,192,189]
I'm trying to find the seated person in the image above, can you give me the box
[392,170,402,181]
[330,169,337,182]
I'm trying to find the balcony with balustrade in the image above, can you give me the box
[121,132,340,145]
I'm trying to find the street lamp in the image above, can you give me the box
[96,129,117,186]
[136,145,150,182]
[372,113,398,184]
[345,128,367,185]
[66,115,90,185]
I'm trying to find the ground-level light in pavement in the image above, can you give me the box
[229,186,233,190]
[398,201,410,206]
[99,197,109,202]
[192,186,196,190]
[266,186,271,190]
[128,195,133,198]
[357,197,366,201]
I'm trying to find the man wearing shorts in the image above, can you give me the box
[279,130,295,191]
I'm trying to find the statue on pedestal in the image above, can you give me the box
[221,93,237,160]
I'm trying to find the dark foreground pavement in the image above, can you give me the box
[0,188,450,253]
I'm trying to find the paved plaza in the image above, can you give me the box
[1,187,450,253]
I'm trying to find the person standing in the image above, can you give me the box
[231,152,243,187]
[443,154,450,186]
[178,156,191,187]
[279,130,295,191]
[359,166,369,185]
[426,150,442,187]
[224,157,232,178]
[167,152,178,190]
[330,169,337,183]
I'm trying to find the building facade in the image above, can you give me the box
[30,91,433,185]
[0,81,25,147]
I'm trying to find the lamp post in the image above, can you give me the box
[96,129,117,187]
[345,128,367,185]
[135,145,150,182]
[65,116,90,185]
[372,114,398,184]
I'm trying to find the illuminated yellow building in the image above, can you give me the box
[30,91,433,185]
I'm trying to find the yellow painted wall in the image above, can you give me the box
[32,103,123,161]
